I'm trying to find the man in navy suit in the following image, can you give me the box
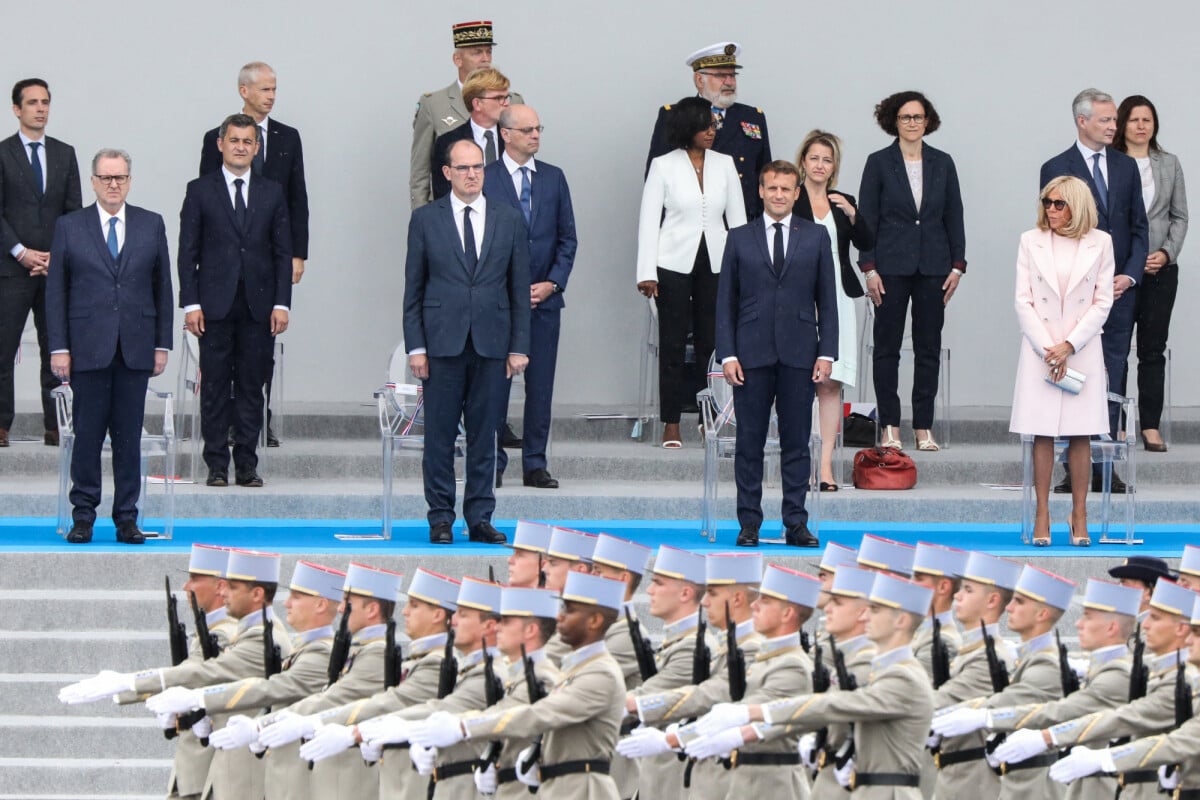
[484,105,577,489]
[715,160,837,548]
[404,139,530,544]
[199,62,308,446]
[430,67,511,201]
[0,78,82,447]
[1041,88,1148,492]
[178,114,292,488]
[45,148,174,544]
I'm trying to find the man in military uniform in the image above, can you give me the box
[505,520,554,588]
[147,560,345,800]
[407,571,629,799]
[810,541,859,651]
[410,20,524,209]
[541,526,598,664]
[1109,556,1173,624]
[645,42,770,219]
[1177,545,1200,591]
[856,533,916,578]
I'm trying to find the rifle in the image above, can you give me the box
[437,628,458,699]
[175,591,220,740]
[1109,628,1148,747]
[1162,658,1194,783]
[829,635,857,769]
[800,629,812,655]
[488,565,497,584]
[262,601,282,678]
[981,621,1011,767]
[165,577,188,666]
[726,602,746,702]
[930,616,952,689]
[810,636,831,774]
[692,611,712,685]
[477,644,515,770]
[384,618,403,689]
[327,599,352,685]
[1055,629,1081,696]
[626,606,658,681]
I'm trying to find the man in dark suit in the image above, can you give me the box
[715,160,837,548]
[0,78,82,447]
[1041,88,1149,492]
[199,62,308,447]
[45,149,173,544]
[430,67,511,201]
[178,114,292,488]
[404,139,530,544]
[645,42,770,219]
[484,105,577,490]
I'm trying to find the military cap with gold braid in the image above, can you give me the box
[342,562,403,601]
[225,549,281,583]
[1080,578,1140,618]
[453,20,497,48]
[405,567,460,611]
[184,543,231,577]
[1148,578,1198,619]
[686,42,743,71]
[289,561,347,601]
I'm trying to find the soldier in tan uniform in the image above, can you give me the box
[1108,555,1173,627]
[687,570,936,799]
[542,526,599,665]
[147,560,345,800]
[932,564,1075,800]
[505,520,554,588]
[407,570,630,799]
[855,534,916,578]
[809,541,860,653]
[929,551,1020,800]
[255,562,400,798]
[410,20,524,209]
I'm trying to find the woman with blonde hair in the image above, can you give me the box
[1010,176,1114,546]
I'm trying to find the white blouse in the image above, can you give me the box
[1135,156,1155,212]
[905,159,923,209]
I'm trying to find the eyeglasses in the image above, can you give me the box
[93,174,129,185]
[480,93,512,103]
[503,125,544,135]
[449,164,486,174]
[1041,198,1069,210]
[897,114,926,125]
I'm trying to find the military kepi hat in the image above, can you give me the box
[1149,578,1197,619]
[705,552,763,585]
[686,42,742,71]
[343,562,403,601]
[561,571,625,610]
[186,544,230,577]
[405,568,460,611]
[651,545,706,584]
[1081,579,1141,618]
[289,561,347,601]
[759,565,822,608]
[457,577,502,613]
[591,534,653,575]
[509,520,554,554]
[962,551,1022,591]
[829,566,876,599]
[857,535,916,576]
[1014,565,1075,611]
[501,587,559,619]
[913,542,968,578]
[452,20,496,48]
[1192,595,1200,626]
[1176,545,1200,579]
[1108,556,1173,585]
[547,527,598,563]
[869,572,934,617]
[225,549,281,584]
[818,542,859,573]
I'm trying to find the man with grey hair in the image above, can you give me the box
[44,148,174,544]
[1041,89,1148,495]
[199,61,308,447]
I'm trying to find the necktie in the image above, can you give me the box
[772,222,784,274]
[252,126,266,175]
[106,218,119,260]
[519,167,532,225]
[463,206,478,273]
[28,142,43,196]
[1092,153,1108,213]
[233,178,247,228]
[483,130,497,164]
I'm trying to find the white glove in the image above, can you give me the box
[191,715,212,740]
[931,707,990,737]
[1048,746,1116,784]
[258,711,319,748]
[1067,656,1088,685]
[58,671,135,704]
[409,743,437,775]
[694,702,751,737]
[1158,764,1180,791]
[926,732,942,750]
[408,710,466,748]
[616,726,672,759]
[834,755,855,789]
[359,716,412,747]
[210,715,260,750]
[474,762,498,795]
[155,712,177,730]
[798,733,818,771]
[299,723,357,763]
[985,739,1002,770]
[147,686,203,716]
[515,744,540,787]
[359,740,383,764]
[683,727,745,760]
[993,728,1049,764]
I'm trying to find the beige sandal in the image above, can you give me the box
[881,425,901,449]
[915,431,940,452]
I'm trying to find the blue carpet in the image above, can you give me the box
[0,517,1192,557]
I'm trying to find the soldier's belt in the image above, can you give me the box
[497,767,518,784]
[851,772,919,788]
[539,759,610,779]
[382,742,412,751]
[429,759,476,782]
[723,750,802,768]
[1173,789,1200,799]
[1118,769,1158,786]
[999,752,1058,774]
[933,747,986,769]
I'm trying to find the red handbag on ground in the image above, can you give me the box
[852,447,918,490]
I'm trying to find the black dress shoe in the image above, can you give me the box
[523,469,559,489]
[785,524,820,548]
[236,470,264,488]
[266,427,280,448]
[735,528,759,547]
[1092,471,1128,494]
[429,522,453,544]
[66,521,94,544]
[44,430,59,446]
[206,469,228,487]
[1053,466,1071,494]
[115,521,145,545]
[468,522,508,544]
[495,470,503,489]
[501,424,523,449]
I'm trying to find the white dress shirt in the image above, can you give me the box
[1076,139,1108,187]
[256,117,269,160]
[448,192,486,255]
[470,119,501,160]
[501,151,536,211]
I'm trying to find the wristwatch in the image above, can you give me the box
[550,282,562,294]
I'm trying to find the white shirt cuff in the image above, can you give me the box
[817,356,834,362]
[720,357,738,365]
[11,244,25,259]
[409,348,427,356]
[182,304,201,314]
[273,305,289,311]
[51,349,68,354]
[155,348,169,352]
[951,268,964,277]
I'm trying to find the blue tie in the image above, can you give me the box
[463,206,478,274]
[519,167,532,225]
[28,142,43,196]
[106,218,119,260]
[1092,153,1108,213]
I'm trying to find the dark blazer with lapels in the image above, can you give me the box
[0,133,82,276]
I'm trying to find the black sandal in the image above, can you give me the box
[819,481,839,492]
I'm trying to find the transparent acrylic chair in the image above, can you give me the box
[1019,393,1138,545]
[1127,344,1172,445]
[53,384,177,539]
[697,355,821,543]
[633,297,660,442]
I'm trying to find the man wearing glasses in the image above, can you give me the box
[646,43,771,219]
[404,139,530,545]
[430,67,513,201]
[44,149,173,544]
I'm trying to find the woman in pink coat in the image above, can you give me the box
[1010,176,1114,546]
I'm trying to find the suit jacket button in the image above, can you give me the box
[915,220,921,225]
[739,156,745,162]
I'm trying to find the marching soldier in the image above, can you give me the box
[505,520,554,588]
[855,534,916,577]
[1177,545,1200,591]
[811,541,860,650]
[1108,556,1173,625]
[541,526,598,664]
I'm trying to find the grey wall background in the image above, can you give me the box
[6,0,1198,413]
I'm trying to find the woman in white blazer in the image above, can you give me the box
[1010,176,1114,546]
[637,96,746,447]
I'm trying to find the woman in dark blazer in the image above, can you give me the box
[857,91,966,451]
[1113,95,1188,452]
[792,130,874,489]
